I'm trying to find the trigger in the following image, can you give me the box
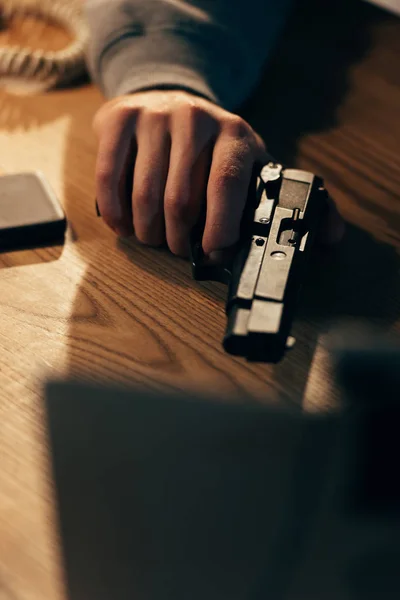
[264,177,282,200]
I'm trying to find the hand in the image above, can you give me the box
[93,90,269,256]
[93,90,345,256]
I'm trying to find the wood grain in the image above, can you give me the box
[0,1,399,598]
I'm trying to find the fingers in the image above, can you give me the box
[132,111,171,246]
[93,92,270,258]
[164,106,216,256]
[95,107,137,236]
[202,119,267,255]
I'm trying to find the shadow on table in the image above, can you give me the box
[46,381,338,600]
[300,223,400,325]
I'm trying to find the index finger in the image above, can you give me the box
[95,111,137,236]
[202,133,258,255]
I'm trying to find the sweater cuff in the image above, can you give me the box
[101,40,222,105]
[95,29,254,111]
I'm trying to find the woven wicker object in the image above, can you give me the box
[0,0,88,91]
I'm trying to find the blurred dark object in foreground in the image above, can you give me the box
[335,336,400,516]
[46,335,400,600]
[290,337,400,600]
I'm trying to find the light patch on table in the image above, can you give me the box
[0,114,70,204]
[302,335,337,412]
[0,246,88,383]
[0,113,83,388]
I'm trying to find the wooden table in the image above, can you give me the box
[0,1,399,598]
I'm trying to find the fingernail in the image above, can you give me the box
[113,225,133,238]
[208,250,226,263]
[208,248,236,265]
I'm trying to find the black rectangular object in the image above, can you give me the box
[0,171,67,251]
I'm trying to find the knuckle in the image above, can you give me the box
[224,162,243,181]
[214,163,245,191]
[133,174,163,209]
[178,101,203,122]
[96,166,114,192]
[94,100,138,133]
[142,106,169,125]
[164,192,191,223]
[176,102,217,135]
[133,186,153,210]
[105,103,137,131]
[112,105,134,128]
[224,115,250,138]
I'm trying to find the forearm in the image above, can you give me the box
[84,0,292,111]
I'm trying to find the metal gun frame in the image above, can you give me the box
[190,162,328,362]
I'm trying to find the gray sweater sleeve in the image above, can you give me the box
[84,0,292,111]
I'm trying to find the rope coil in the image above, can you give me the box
[0,0,89,89]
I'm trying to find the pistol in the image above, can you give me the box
[190,162,328,363]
